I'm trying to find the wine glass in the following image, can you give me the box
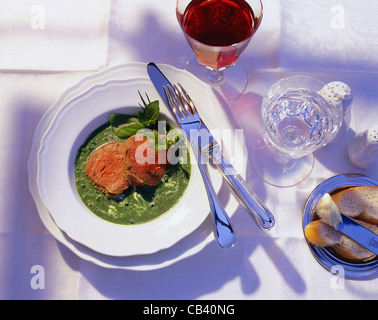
[176,0,263,101]
[250,76,344,188]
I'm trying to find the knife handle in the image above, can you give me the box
[193,145,236,249]
[208,144,275,230]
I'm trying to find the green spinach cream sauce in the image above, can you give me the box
[74,122,191,225]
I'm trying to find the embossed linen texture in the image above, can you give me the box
[280,0,378,72]
[0,0,110,71]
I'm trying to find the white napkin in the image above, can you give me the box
[0,0,110,71]
[280,0,378,72]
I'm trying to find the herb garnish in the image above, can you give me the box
[110,91,159,139]
[109,91,185,156]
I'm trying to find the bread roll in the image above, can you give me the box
[305,220,341,248]
[305,219,378,262]
[332,186,378,224]
[305,185,378,262]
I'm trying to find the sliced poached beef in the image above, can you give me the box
[123,134,167,187]
[85,141,130,197]
[85,134,167,198]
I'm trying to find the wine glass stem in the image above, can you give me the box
[206,69,224,83]
[274,152,296,171]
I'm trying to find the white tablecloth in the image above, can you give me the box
[1,0,377,300]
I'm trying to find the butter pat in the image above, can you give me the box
[315,193,343,229]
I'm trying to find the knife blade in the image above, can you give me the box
[338,212,378,255]
[147,62,275,230]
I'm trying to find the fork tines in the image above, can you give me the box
[164,83,198,121]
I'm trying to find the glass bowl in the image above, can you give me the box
[303,173,378,280]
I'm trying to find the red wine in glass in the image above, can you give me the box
[177,0,262,71]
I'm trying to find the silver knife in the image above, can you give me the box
[338,212,378,255]
[147,62,275,230]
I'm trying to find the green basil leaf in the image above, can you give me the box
[137,100,160,127]
[109,113,133,129]
[109,94,160,140]
[115,118,144,139]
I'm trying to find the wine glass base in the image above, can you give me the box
[250,135,315,188]
[184,54,248,102]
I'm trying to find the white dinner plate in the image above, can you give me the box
[37,77,210,257]
[29,63,244,269]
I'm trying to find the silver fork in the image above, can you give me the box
[164,84,236,249]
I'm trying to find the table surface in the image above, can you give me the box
[1,0,378,300]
